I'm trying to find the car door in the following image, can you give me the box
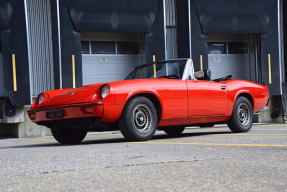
[186,80,229,116]
[156,79,188,119]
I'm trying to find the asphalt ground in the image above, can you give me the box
[0,123,286,191]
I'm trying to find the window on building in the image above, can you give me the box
[228,42,248,54]
[117,42,140,54]
[207,42,227,54]
[81,41,141,55]
[91,41,116,54]
[81,41,90,54]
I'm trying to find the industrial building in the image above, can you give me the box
[0,0,286,137]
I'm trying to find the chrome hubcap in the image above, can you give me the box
[237,103,250,126]
[133,104,153,133]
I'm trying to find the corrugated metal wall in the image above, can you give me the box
[165,0,176,27]
[165,0,177,59]
[25,0,54,97]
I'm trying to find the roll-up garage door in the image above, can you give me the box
[207,34,254,81]
[81,32,145,85]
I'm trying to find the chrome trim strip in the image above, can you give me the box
[28,102,103,113]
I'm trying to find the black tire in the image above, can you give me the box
[227,96,253,133]
[51,128,88,144]
[199,123,215,128]
[163,126,185,136]
[119,96,158,141]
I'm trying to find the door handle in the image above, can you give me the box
[220,85,227,89]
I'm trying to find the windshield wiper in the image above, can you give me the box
[158,75,180,79]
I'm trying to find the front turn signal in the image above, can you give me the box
[83,106,94,114]
[28,112,36,120]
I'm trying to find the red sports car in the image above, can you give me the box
[28,59,269,144]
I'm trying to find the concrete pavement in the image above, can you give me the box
[0,123,286,191]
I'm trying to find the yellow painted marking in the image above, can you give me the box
[89,132,287,137]
[12,54,17,91]
[94,133,122,136]
[90,133,165,136]
[129,142,287,147]
[72,55,76,88]
[260,124,287,127]
[268,54,271,84]
[208,134,287,136]
[200,55,203,70]
[153,63,157,78]
[21,139,56,142]
[153,55,156,62]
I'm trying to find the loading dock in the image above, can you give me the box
[0,0,285,138]
[207,34,257,82]
[81,32,145,85]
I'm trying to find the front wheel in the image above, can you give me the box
[51,128,88,144]
[228,96,253,133]
[119,96,158,141]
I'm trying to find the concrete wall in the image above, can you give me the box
[0,105,51,138]
[255,95,285,123]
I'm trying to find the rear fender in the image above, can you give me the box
[227,90,254,115]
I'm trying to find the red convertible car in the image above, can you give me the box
[28,59,269,144]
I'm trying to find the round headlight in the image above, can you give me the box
[101,85,110,99]
[38,93,45,104]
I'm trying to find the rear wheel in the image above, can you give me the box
[163,126,185,136]
[228,96,253,133]
[119,96,158,141]
[51,128,88,144]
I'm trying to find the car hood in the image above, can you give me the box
[39,83,104,108]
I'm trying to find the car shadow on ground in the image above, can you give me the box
[2,130,232,149]
[84,130,233,144]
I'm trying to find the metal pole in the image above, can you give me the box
[278,0,284,93]
[188,0,192,59]
[56,0,62,89]
[163,0,167,60]
[24,0,33,103]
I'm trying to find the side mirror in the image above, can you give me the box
[194,71,204,79]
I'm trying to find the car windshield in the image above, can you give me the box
[125,60,187,80]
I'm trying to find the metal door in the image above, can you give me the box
[207,34,252,81]
[81,32,145,85]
